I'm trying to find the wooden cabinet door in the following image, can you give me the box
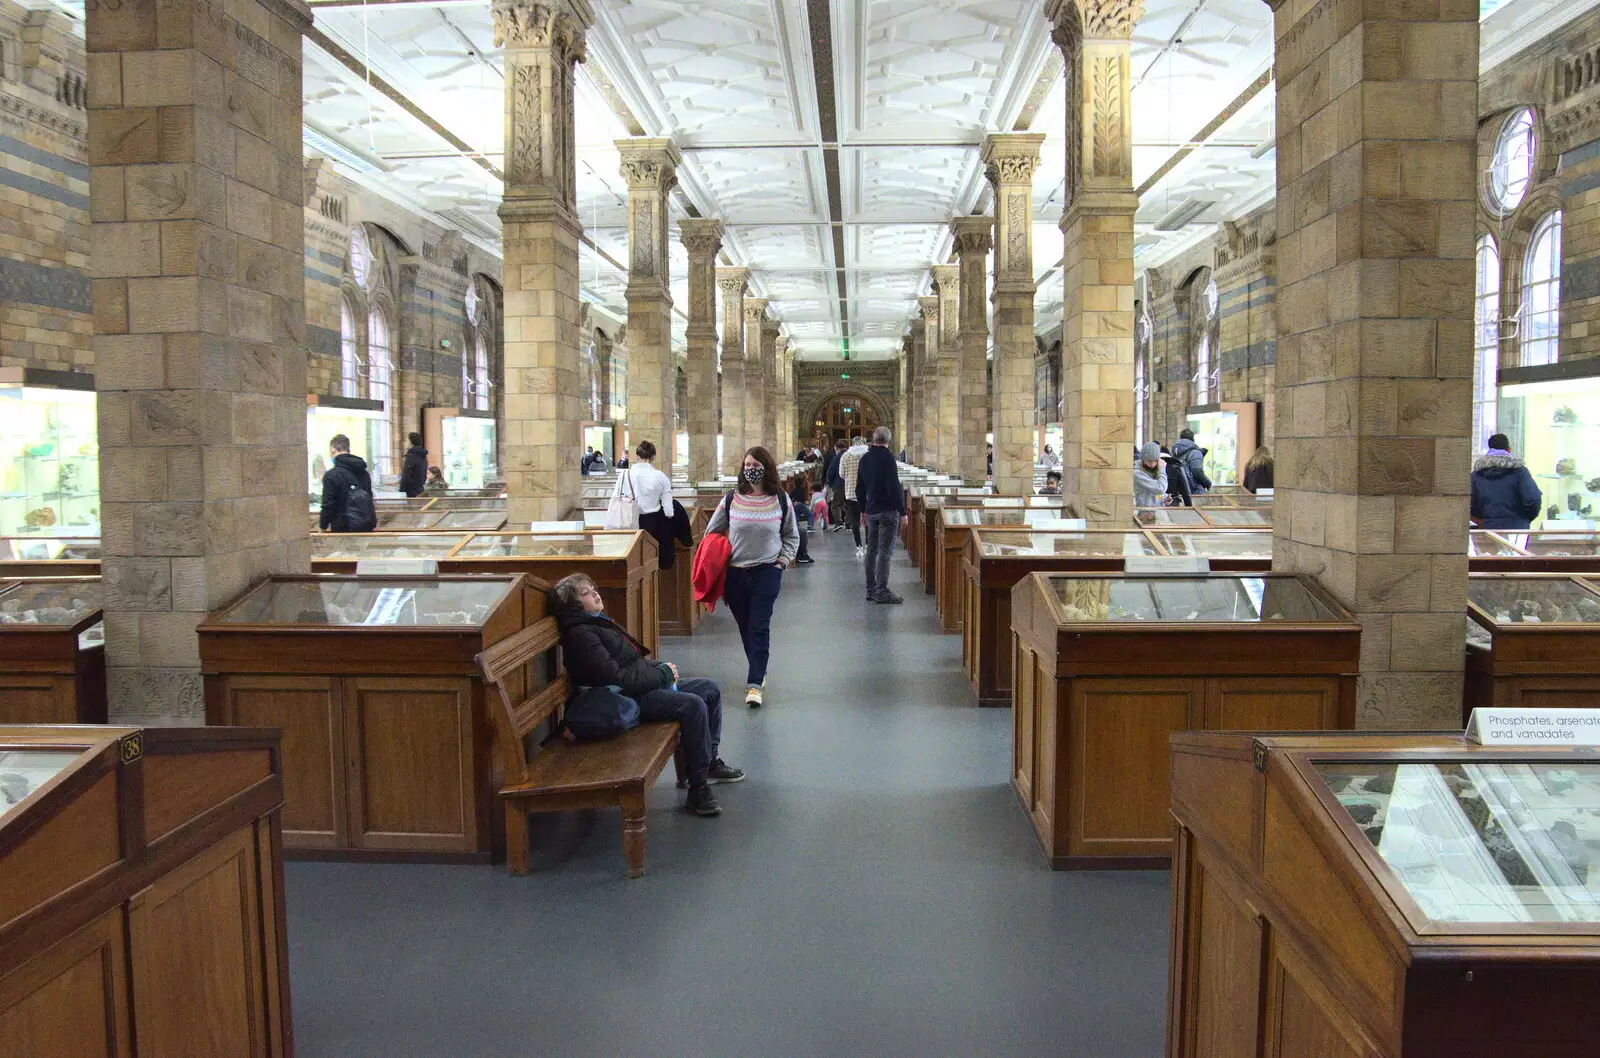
[0,906,131,1058]
[218,676,347,850]
[1204,677,1341,733]
[1068,678,1204,859]
[344,677,478,853]
[1179,855,1265,1058]
[128,826,271,1058]
[1012,641,1036,806]
[0,675,72,725]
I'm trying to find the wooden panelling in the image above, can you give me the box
[1070,680,1201,857]
[1205,677,1340,733]
[0,679,63,724]
[1030,653,1056,850]
[1265,950,1362,1058]
[0,773,120,929]
[346,679,476,852]
[128,827,267,1058]
[0,907,129,1058]
[1170,749,1257,870]
[1190,861,1264,1058]
[142,751,273,844]
[1012,640,1036,805]
[221,679,346,849]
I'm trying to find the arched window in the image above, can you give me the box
[1488,108,1536,216]
[367,309,393,476]
[339,299,359,399]
[1191,272,1219,404]
[1521,212,1561,367]
[349,226,372,290]
[1472,235,1500,449]
[472,332,490,412]
[1135,301,1151,446]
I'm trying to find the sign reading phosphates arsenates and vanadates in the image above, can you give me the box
[1466,708,1600,747]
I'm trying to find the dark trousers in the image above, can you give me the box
[793,508,811,560]
[637,677,722,787]
[842,498,862,545]
[864,511,899,595]
[723,563,783,687]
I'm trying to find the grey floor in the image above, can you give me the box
[285,524,1171,1057]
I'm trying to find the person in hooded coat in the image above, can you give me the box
[1471,433,1542,530]
[1133,442,1168,507]
[399,432,428,497]
[1171,429,1212,493]
[318,433,374,532]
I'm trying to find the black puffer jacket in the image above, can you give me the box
[555,605,669,699]
[399,445,428,497]
[319,452,372,532]
[1471,455,1542,530]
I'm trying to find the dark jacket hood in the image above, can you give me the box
[1172,438,1200,457]
[333,452,369,473]
[1472,454,1524,478]
[405,444,427,455]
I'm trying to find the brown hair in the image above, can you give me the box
[1244,445,1273,473]
[738,446,779,495]
[635,439,657,462]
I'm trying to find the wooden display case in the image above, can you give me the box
[656,489,703,638]
[0,536,99,580]
[961,529,1274,706]
[933,502,1074,632]
[907,486,986,569]
[0,577,106,723]
[1136,505,1273,529]
[1169,732,1600,1057]
[1463,573,1600,716]
[200,573,532,862]
[0,724,291,1056]
[1011,572,1359,869]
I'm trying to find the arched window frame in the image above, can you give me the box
[1189,270,1219,405]
[472,331,490,412]
[339,298,359,398]
[367,306,394,476]
[1135,300,1152,447]
[1520,211,1562,368]
[1488,108,1537,217]
[1472,235,1501,449]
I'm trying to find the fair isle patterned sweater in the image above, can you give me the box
[705,491,801,568]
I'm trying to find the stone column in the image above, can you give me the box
[775,336,791,455]
[914,300,937,467]
[496,0,592,523]
[896,341,909,455]
[932,266,963,476]
[902,334,918,462]
[761,316,780,448]
[1267,0,1477,727]
[1048,0,1140,525]
[88,0,313,717]
[717,267,747,477]
[617,138,679,463]
[985,134,1046,496]
[680,218,722,484]
[952,218,993,485]
[742,297,767,452]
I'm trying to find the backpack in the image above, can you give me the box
[344,481,377,532]
[563,685,640,742]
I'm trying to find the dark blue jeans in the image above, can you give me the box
[638,677,722,787]
[723,563,783,687]
[864,511,899,596]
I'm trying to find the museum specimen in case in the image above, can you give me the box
[1464,573,1600,715]
[0,576,105,722]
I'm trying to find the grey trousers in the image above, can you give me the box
[864,511,899,596]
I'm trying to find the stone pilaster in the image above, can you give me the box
[952,218,993,485]
[1049,0,1140,525]
[680,218,722,484]
[1266,0,1477,727]
[496,0,592,523]
[901,334,917,462]
[984,134,1046,496]
[742,297,768,452]
[617,138,679,463]
[776,336,792,454]
[717,267,747,477]
[89,0,314,719]
[896,339,909,455]
[911,316,932,464]
[761,316,780,448]
[932,266,963,476]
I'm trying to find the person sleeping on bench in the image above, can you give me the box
[551,573,745,816]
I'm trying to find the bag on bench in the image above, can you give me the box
[563,685,641,742]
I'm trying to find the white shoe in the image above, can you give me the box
[855,545,866,558]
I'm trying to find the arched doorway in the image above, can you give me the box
[808,391,886,445]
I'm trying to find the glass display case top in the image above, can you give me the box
[1135,507,1208,527]
[1201,508,1272,527]
[425,496,508,511]
[1317,759,1600,925]
[1046,574,1343,623]
[453,532,636,558]
[1470,531,1527,557]
[0,748,83,818]
[433,510,508,530]
[944,507,1062,526]
[1468,575,1600,625]
[0,578,101,625]
[1496,530,1600,557]
[374,497,434,511]
[213,577,515,627]
[310,534,466,559]
[376,511,445,530]
[1,536,100,561]
[974,531,1160,558]
[1153,530,1274,559]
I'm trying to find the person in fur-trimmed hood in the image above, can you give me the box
[1470,433,1542,530]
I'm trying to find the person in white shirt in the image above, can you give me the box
[616,439,672,517]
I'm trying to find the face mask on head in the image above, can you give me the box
[743,466,765,484]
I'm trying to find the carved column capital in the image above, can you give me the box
[919,295,940,323]
[717,267,749,297]
[1046,0,1144,42]
[761,317,782,337]
[743,297,769,324]
[982,132,1046,188]
[492,0,593,57]
[679,218,724,261]
[616,137,681,191]
[951,215,994,257]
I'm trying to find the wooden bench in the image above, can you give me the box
[476,619,680,878]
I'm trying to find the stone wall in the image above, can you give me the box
[796,359,898,442]
[0,3,89,374]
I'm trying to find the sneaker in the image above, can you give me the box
[831,524,845,532]
[865,590,878,601]
[855,544,866,558]
[796,555,816,565]
[875,591,905,604]
[707,759,746,784]
[687,785,721,816]
[745,685,763,708]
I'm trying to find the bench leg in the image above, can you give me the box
[620,790,647,879]
[505,802,530,876]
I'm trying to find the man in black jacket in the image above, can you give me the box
[318,434,375,532]
[552,573,743,815]
[1471,433,1542,530]
[856,426,905,604]
[399,432,428,497]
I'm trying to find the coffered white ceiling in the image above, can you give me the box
[46,0,1600,360]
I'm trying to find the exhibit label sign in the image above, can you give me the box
[1466,708,1600,746]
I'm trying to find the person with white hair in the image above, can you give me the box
[856,426,905,604]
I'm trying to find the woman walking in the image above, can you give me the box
[705,446,800,708]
